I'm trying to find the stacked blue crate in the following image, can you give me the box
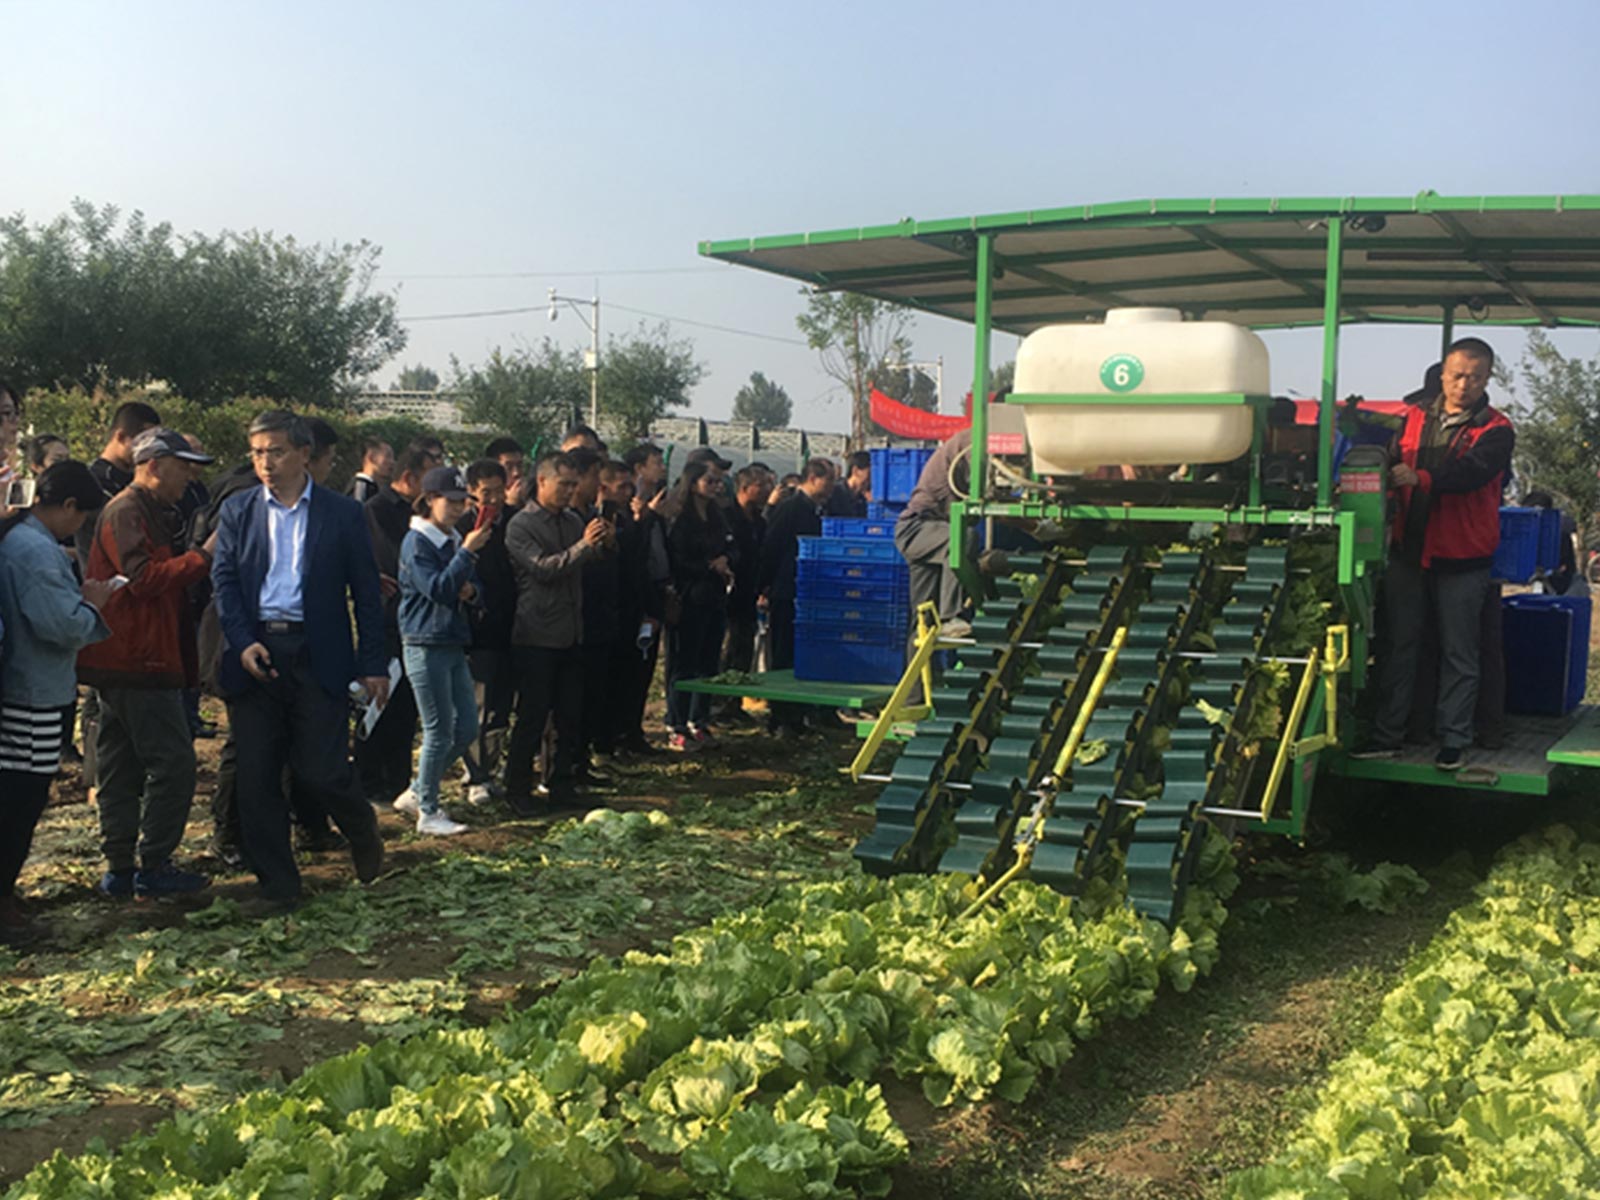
[869,447,935,505]
[794,528,910,684]
[866,500,905,522]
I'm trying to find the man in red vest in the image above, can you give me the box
[1353,337,1514,771]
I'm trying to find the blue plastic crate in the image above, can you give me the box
[1537,508,1564,572]
[797,536,903,564]
[866,500,905,521]
[796,597,912,628]
[1504,594,1591,714]
[821,516,897,539]
[796,571,909,605]
[795,621,905,683]
[1492,507,1542,583]
[869,447,935,504]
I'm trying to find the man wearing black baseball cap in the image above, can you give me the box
[77,429,219,898]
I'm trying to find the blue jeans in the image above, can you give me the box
[403,644,479,814]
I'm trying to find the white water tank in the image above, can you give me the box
[1013,308,1269,472]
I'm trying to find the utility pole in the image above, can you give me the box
[549,285,601,428]
[852,310,864,447]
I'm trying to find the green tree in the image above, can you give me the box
[392,364,440,391]
[601,323,704,439]
[451,340,585,453]
[0,200,405,405]
[796,291,913,444]
[1506,330,1600,545]
[989,360,1016,394]
[730,370,793,429]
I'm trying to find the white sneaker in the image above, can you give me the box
[466,784,493,805]
[393,789,421,816]
[938,617,973,641]
[416,811,468,836]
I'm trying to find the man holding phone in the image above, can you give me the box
[462,458,515,801]
[211,410,388,910]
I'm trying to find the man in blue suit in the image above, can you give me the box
[211,410,389,908]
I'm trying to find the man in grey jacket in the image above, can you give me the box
[502,452,607,813]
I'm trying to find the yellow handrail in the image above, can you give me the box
[1260,646,1320,820]
[1322,623,1349,744]
[960,625,1127,918]
[846,601,941,782]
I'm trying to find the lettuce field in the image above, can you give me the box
[2,722,1597,1198]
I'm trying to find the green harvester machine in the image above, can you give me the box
[700,193,1600,923]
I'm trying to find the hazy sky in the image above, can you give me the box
[4,0,1598,432]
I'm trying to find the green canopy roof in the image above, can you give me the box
[701,193,1600,333]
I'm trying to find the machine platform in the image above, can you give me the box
[672,670,897,711]
[1327,707,1600,795]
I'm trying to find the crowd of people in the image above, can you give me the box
[0,336,1531,939]
[0,386,875,937]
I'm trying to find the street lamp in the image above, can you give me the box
[549,286,601,427]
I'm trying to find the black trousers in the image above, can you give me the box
[354,668,416,803]
[724,607,758,674]
[466,647,516,784]
[579,641,616,762]
[620,632,660,746]
[229,631,381,901]
[608,640,646,746]
[666,606,725,731]
[505,644,583,799]
[767,596,803,731]
[211,732,333,848]
[1,772,55,896]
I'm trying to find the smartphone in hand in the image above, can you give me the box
[473,503,500,531]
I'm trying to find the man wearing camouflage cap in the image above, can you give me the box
[77,428,218,899]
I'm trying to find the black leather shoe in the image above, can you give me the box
[350,835,384,884]
[505,792,543,818]
[240,893,301,920]
[295,826,348,854]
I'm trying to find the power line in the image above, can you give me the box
[604,301,808,346]
[396,299,810,348]
[399,304,545,323]
[382,266,730,281]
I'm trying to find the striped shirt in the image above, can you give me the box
[0,704,69,775]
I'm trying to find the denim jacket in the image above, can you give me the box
[398,518,480,646]
[0,514,111,707]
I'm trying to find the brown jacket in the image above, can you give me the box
[506,504,597,649]
[77,485,211,689]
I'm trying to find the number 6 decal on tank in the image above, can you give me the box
[1100,353,1145,393]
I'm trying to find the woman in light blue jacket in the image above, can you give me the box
[395,466,492,836]
[0,462,113,942]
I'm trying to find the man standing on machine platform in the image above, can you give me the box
[1353,337,1514,772]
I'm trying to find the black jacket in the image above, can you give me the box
[463,505,516,652]
[759,491,823,602]
[726,502,765,613]
[669,501,734,607]
[825,483,866,518]
[365,486,414,643]
[581,504,625,645]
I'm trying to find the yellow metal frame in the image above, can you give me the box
[1257,624,1350,820]
[845,602,941,782]
[961,626,1128,918]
